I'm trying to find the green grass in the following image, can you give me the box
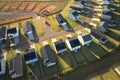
[81,46,98,62]
[87,41,108,59]
[71,49,87,64]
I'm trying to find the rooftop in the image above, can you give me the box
[55,14,65,24]
[54,40,66,52]
[7,28,17,34]
[91,30,102,40]
[24,49,37,62]
[67,37,81,48]
[23,21,33,33]
[72,11,79,17]
[70,6,83,11]
[82,34,92,42]
[41,44,56,64]
[9,53,23,78]
[0,27,6,39]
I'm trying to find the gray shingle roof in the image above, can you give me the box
[40,45,56,65]
[0,27,6,39]
[23,21,33,33]
[9,53,23,78]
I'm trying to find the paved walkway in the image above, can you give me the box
[0,1,95,52]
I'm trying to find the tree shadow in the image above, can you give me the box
[30,22,40,43]
[58,49,74,68]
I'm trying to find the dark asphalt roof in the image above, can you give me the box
[91,31,101,40]
[54,40,66,52]
[7,28,17,34]
[82,34,92,42]
[55,14,65,24]
[41,45,55,63]
[67,37,81,48]
[23,21,33,33]
[9,53,23,77]
[72,11,79,17]
[24,49,37,61]
[0,27,6,39]
[70,6,83,11]
[101,37,108,42]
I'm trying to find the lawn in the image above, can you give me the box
[81,46,98,62]
[44,15,63,32]
[87,41,108,59]
[71,49,87,64]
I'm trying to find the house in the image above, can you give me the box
[0,27,7,48]
[68,11,84,23]
[78,34,92,46]
[23,21,34,40]
[115,66,120,75]
[74,0,81,3]
[70,6,84,13]
[102,0,110,5]
[97,0,110,5]
[77,1,84,8]
[53,40,67,54]
[0,53,6,75]
[66,37,81,51]
[91,30,108,44]
[24,49,38,64]
[9,53,23,79]
[102,5,110,13]
[96,21,108,33]
[101,13,112,20]
[40,44,56,67]
[55,14,69,30]
[7,27,19,46]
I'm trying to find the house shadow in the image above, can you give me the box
[0,62,11,80]
[28,55,43,79]
[97,67,110,75]
[21,57,31,80]
[104,30,120,42]
[87,41,108,58]
[18,21,28,43]
[103,40,116,50]
[30,23,40,43]
[64,19,75,32]
[58,49,74,68]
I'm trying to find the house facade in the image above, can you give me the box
[66,37,81,51]
[7,27,19,46]
[78,34,92,46]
